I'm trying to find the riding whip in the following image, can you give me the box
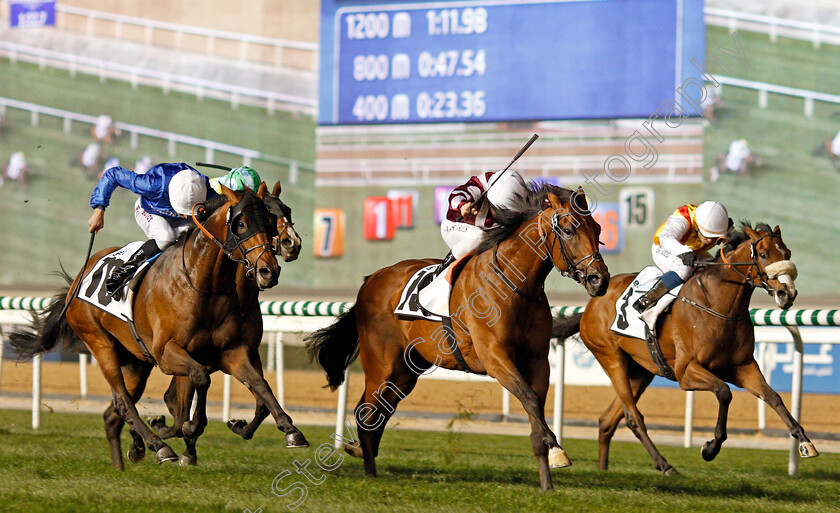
[455,133,539,222]
[58,231,96,320]
[195,162,232,172]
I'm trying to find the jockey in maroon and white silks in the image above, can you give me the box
[440,169,529,259]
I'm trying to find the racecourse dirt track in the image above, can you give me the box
[2,360,840,438]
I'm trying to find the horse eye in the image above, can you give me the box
[563,228,573,236]
[759,252,767,259]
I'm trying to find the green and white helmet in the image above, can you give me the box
[210,166,262,193]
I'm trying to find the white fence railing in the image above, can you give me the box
[0,1,319,70]
[705,7,840,49]
[0,97,314,181]
[718,75,840,118]
[1,298,838,474]
[0,41,316,116]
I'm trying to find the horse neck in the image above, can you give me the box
[494,213,553,297]
[183,211,238,293]
[696,243,756,315]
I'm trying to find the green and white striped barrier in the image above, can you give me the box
[1,297,838,327]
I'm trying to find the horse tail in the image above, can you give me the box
[8,269,79,360]
[551,311,583,340]
[305,305,360,391]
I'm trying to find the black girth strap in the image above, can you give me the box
[128,319,157,366]
[644,327,676,381]
[441,315,474,373]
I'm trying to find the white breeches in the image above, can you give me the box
[441,219,490,259]
[134,198,192,251]
[651,243,693,281]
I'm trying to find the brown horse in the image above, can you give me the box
[306,184,609,490]
[148,182,304,464]
[10,184,308,469]
[552,222,817,475]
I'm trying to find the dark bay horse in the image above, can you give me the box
[148,182,304,464]
[552,222,817,475]
[307,184,609,490]
[10,184,308,469]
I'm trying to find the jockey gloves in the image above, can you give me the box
[695,201,729,238]
[487,170,528,211]
[169,170,207,215]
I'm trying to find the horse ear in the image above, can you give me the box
[744,225,759,239]
[257,181,268,199]
[572,187,589,212]
[219,183,240,203]
[272,181,282,196]
[773,225,781,236]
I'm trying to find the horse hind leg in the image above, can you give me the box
[228,400,270,440]
[104,356,155,469]
[732,361,818,459]
[149,376,190,439]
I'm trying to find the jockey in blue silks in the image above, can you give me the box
[87,162,220,300]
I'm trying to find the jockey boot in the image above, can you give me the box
[436,251,456,275]
[106,239,162,301]
[632,278,670,313]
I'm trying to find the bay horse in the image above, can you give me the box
[307,184,610,491]
[552,222,818,475]
[147,182,304,465]
[10,184,309,469]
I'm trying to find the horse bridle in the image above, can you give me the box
[490,207,602,302]
[545,210,603,284]
[190,192,277,281]
[682,232,784,319]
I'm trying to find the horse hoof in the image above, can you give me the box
[799,442,819,458]
[344,442,363,458]
[147,415,166,427]
[179,453,198,467]
[663,466,680,477]
[285,431,309,449]
[156,446,178,464]
[227,419,247,434]
[701,441,717,462]
[548,447,572,469]
[127,447,146,463]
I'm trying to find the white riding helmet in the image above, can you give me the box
[695,201,729,238]
[486,170,528,211]
[168,170,207,215]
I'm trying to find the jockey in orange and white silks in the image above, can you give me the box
[440,169,529,260]
[633,201,730,313]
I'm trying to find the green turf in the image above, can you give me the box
[0,409,837,513]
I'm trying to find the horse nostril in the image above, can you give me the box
[282,238,293,248]
[587,274,601,286]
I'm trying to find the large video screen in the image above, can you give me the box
[319,0,705,125]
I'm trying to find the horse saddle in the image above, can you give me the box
[609,266,683,340]
[77,242,155,322]
[394,255,471,321]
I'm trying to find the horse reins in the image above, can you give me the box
[680,232,782,320]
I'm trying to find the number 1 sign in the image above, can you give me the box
[363,197,396,240]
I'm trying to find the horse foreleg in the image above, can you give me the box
[679,360,732,462]
[226,361,270,440]
[598,368,654,471]
[732,361,819,458]
[158,344,211,441]
[485,354,567,491]
[221,345,308,449]
[149,376,192,439]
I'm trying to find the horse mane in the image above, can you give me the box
[717,220,774,257]
[475,182,573,253]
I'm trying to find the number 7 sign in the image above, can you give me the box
[313,208,345,257]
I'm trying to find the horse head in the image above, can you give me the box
[541,186,610,297]
[742,224,797,309]
[265,181,301,262]
[215,183,280,290]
